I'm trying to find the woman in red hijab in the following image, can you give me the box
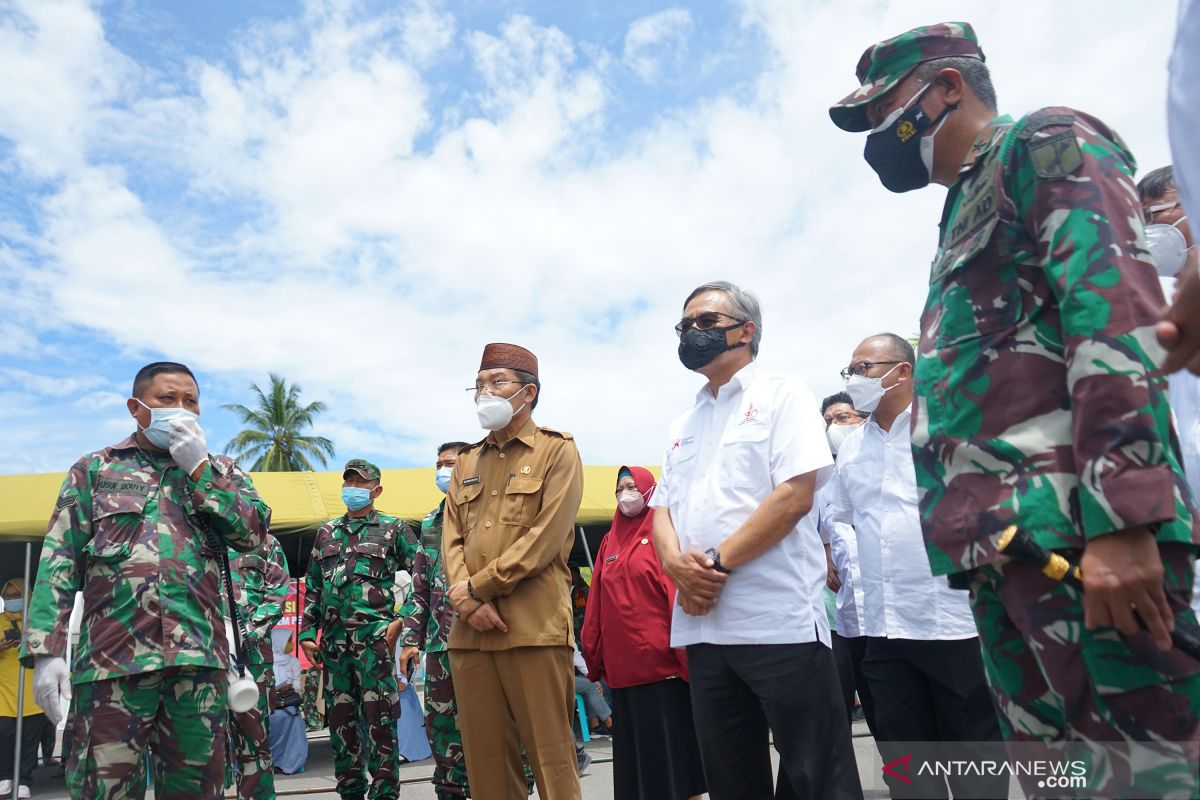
[581,466,706,800]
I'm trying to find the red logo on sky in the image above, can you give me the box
[882,754,913,784]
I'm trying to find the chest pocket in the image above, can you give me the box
[317,539,342,579]
[925,163,1023,349]
[665,445,698,498]
[723,426,770,489]
[352,534,392,580]
[86,493,149,563]
[453,482,484,533]
[500,477,542,527]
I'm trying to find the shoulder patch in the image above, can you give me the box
[1027,131,1082,179]
[56,495,77,511]
[1016,113,1076,140]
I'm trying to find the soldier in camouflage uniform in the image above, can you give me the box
[300,459,417,800]
[19,361,270,800]
[399,442,472,799]
[227,533,291,800]
[832,23,1200,797]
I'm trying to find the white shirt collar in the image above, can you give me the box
[867,407,911,437]
[694,360,758,406]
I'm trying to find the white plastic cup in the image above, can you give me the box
[227,671,259,713]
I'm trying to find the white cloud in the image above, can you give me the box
[0,0,1182,477]
[623,8,693,82]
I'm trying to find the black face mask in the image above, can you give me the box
[863,84,955,193]
[678,323,746,371]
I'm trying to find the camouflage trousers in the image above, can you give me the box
[303,666,325,730]
[227,660,276,800]
[66,666,226,800]
[425,650,535,798]
[324,637,401,800]
[970,542,1200,798]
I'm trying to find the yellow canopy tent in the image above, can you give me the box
[0,465,658,540]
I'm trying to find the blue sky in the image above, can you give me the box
[0,0,1181,475]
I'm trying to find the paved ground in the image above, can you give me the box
[19,719,1026,798]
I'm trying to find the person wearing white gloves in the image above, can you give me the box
[19,361,271,800]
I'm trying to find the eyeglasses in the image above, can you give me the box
[840,360,902,380]
[824,410,864,426]
[466,380,524,394]
[1143,200,1180,223]
[675,312,746,337]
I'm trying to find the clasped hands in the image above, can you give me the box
[665,550,728,617]
[448,580,509,633]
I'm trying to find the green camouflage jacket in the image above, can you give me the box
[229,532,290,666]
[912,109,1198,582]
[400,503,454,653]
[299,509,416,647]
[20,435,270,683]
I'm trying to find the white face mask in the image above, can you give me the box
[476,386,528,431]
[826,423,859,455]
[1146,218,1192,277]
[843,363,902,414]
[617,488,647,517]
[134,398,198,450]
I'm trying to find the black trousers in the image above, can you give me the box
[862,636,1005,799]
[832,632,876,735]
[687,642,861,800]
[0,714,51,784]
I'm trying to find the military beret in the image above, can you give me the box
[479,343,538,378]
[829,21,985,133]
[343,458,381,481]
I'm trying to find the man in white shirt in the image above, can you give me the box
[834,333,1002,799]
[817,392,874,735]
[651,281,860,800]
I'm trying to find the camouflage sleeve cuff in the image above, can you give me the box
[400,629,421,648]
[1081,462,1179,540]
[297,629,317,643]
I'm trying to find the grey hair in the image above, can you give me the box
[1137,166,1176,201]
[912,55,997,112]
[684,281,763,357]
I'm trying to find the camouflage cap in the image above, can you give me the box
[829,21,984,133]
[343,459,381,481]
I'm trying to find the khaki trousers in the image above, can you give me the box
[449,646,581,800]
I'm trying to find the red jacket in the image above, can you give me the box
[581,467,688,688]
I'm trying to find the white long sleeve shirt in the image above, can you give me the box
[832,409,977,641]
[816,479,866,638]
[652,362,833,647]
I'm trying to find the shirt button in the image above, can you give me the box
[485,521,492,528]
[204,482,213,490]
[499,453,506,460]
[491,490,498,496]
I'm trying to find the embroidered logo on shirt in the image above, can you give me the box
[739,404,761,425]
[670,435,696,451]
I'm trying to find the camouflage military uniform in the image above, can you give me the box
[227,533,291,800]
[400,503,467,797]
[833,22,1200,798]
[19,435,270,799]
[301,506,416,800]
[302,665,325,730]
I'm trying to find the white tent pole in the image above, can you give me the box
[12,541,31,792]
[578,526,594,570]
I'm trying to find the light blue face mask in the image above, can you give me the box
[435,467,453,494]
[3,598,23,613]
[135,398,198,450]
[342,487,373,511]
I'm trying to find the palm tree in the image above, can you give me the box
[223,374,335,471]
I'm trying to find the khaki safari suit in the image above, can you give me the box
[443,418,585,800]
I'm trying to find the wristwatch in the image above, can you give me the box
[704,547,731,574]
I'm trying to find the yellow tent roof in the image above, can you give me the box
[0,466,657,540]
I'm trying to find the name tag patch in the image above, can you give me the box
[462,477,481,486]
[95,479,151,496]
